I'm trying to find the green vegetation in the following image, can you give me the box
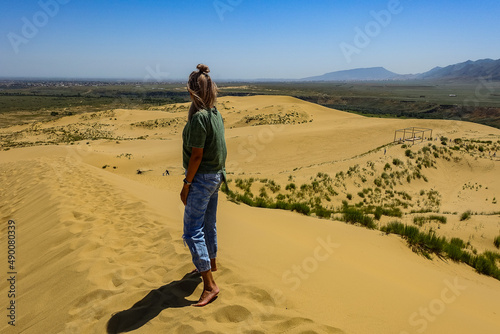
[374,206,383,220]
[381,222,446,259]
[475,252,500,277]
[392,158,403,166]
[460,210,472,221]
[382,222,500,279]
[223,179,317,216]
[405,149,415,158]
[413,215,447,226]
[223,146,447,220]
[494,236,500,249]
[342,207,376,229]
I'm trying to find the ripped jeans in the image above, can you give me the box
[183,173,223,273]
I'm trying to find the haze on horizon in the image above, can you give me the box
[1,0,499,80]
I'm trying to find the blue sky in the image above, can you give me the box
[1,0,499,80]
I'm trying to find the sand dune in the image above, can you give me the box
[1,96,499,333]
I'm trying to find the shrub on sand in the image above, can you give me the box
[342,207,376,229]
[392,158,403,166]
[474,255,499,278]
[314,205,332,219]
[494,235,500,249]
[291,202,311,215]
[405,149,414,158]
[413,216,426,226]
[445,243,464,262]
[450,237,466,249]
[381,222,446,259]
[382,223,500,279]
[413,215,447,226]
[429,215,447,224]
[460,210,472,221]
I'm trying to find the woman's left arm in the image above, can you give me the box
[180,147,203,205]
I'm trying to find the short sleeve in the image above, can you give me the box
[186,113,207,148]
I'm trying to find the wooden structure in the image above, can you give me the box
[393,127,433,143]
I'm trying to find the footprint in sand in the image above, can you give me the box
[214,305,252,323]
[73,289,117,310]
[172,324,197,334]
[72,210,84,219]
[272,317,343,333]
[63,220,93,234]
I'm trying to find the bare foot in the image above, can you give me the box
[192,286,219,307]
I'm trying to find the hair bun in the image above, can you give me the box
[197,64,210,74]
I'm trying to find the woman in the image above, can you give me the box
[181,64,227,307]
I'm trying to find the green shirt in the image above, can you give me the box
[182,107,227,177]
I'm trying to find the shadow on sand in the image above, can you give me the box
[106,271,202,334]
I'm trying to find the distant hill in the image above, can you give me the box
[416,58,500,81]
[302,59,500,82]
[302,67,400,81]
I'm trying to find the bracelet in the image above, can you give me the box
[183,178,192,186]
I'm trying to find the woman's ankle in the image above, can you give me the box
[210,258,217,271]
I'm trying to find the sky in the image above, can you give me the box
[1,0,499,80]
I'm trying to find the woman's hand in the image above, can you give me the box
[180,184,190,205]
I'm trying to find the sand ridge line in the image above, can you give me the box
[0,159,93,333]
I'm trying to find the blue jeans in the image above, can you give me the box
[183,173,222,273]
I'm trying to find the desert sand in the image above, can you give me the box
[1,95,499,334]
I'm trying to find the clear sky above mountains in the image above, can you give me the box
[1,0,499,80]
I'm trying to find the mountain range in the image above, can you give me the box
[302,58,500,82]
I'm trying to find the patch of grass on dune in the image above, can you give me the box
[222,182,313,216]
[413,215,447,226]
[494,235,500,249]
[290,202,311,215]
[367,205,402,221]
[381,222,446,259]
[474,252,500,278]
[313,204,332,219]
[381,222,500,280]
[342,207,376,229]
[460,210,472,221]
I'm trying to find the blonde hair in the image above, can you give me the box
[187,64,218,120]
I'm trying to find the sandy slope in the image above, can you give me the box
[1,95,499,334]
